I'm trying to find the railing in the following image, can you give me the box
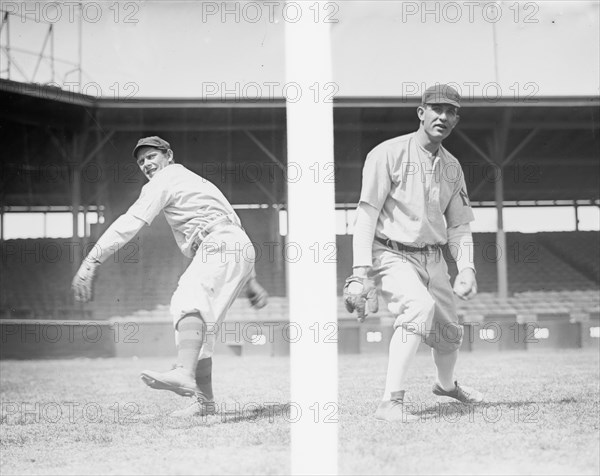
[0,6,90,91]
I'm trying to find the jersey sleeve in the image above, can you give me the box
[358,148,392,211]
[444,168,475,228]
[126,175,171,225]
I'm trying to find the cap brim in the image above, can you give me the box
[426,98,461,108]
[132,144,167,158]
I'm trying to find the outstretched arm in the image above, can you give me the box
[72,213,146,302]
[87,213,146,263]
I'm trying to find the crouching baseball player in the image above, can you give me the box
[72,136,268,418]
[344,85,483,422]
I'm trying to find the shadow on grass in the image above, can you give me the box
[412,399,568,422]
[215,402,294,424]
[133,402,295,426]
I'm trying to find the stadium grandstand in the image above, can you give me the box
[1,2,598,358]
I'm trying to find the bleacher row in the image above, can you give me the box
[1,231,598,322]
[538,231,600,284]
[96,290,600,325]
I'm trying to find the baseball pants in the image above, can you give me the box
[170,224,255,359]
[373,241,463,353]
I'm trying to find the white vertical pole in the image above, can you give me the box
[495,170,508,299]
[78,2,83,91]
[285,3,338,475]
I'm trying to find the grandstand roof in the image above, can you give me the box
[1,79,598,208]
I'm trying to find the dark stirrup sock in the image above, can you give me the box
[175,314,205,375]
[390,390,406,403]
[195,357,214,401]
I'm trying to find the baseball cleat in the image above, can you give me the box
[432,380,484,403]
[169,394,217,418]
[140,366,199,397]
[374,391,420,422]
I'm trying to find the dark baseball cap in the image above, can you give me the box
[422,84,461,108]
[132,136,171,158]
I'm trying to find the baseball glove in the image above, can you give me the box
[245,277,269,309]
[71,257,100,302]
[343,275,378,322]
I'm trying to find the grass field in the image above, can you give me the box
[0,356,291,475]
[339,348,600,475]
[1,349,599,475]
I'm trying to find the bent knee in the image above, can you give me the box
[428,322,464,353]
[409,295,435,323]
[392,294,436,330]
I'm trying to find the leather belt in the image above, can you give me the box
[375,236,439,253]
[200,215,238,240]
[191,215,239,253]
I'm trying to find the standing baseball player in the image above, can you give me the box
[72,136,268,417]
[344,84,483,422]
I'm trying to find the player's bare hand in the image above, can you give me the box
[245,277,268,309]
[72,258,100,302]
[453,268,477,300]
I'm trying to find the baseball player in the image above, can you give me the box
[344,84,483,422]
[72,136,268,418]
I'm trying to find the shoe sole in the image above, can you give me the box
[140,373,197,397]
[374,410,420,423]
[169,405,217,418]
[432,389,484,404]
[374,414,419,423]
